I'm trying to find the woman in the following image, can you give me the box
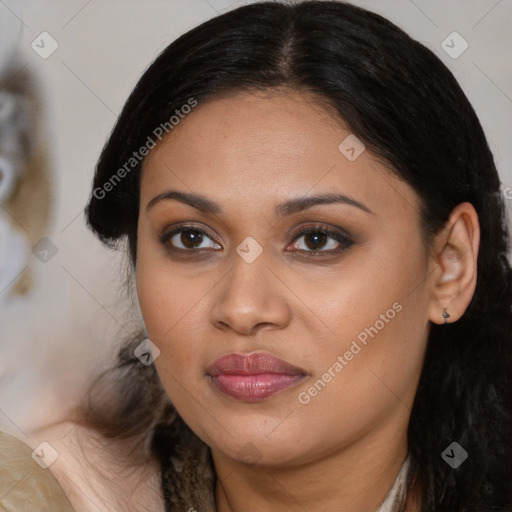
[2,1,510,511]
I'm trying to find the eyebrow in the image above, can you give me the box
[146,190,374,216]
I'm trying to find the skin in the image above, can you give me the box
[135,88,480,512]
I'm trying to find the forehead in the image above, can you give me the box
[144,89,346,169]
[140,89,420,224]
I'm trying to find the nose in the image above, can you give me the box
[209,250,292,336]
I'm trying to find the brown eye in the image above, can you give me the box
[160,226,222,251]
[302,231,329,250]
[288,226,353,256]
[178,229,204,249]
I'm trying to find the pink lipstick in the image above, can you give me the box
[205,352,307,402]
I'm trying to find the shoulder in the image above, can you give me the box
[0,430,75,511]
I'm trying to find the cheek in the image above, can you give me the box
[135,242,214,389]
[136,266,209,416]
[304,233,423,348]
[296,231,428,354]
[296,242,430,416]
[136,225,191,335]
[136,264,202,348]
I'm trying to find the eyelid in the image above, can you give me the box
[288,223,353,242]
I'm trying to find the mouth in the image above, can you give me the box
[205,352,308,402]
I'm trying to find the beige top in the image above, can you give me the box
[0,431,74,511]
[376,454,411,512]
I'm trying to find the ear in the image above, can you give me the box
[427,202,480,325]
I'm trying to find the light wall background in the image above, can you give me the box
[1,0,511,441]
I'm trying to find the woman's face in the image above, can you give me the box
[136,89,433,467]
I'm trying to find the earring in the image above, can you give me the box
[442,308,451,324]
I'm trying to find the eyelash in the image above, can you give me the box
[159,224,354,258]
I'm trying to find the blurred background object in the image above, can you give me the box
[0,0,22,79]
[0,0,51,299]
[0,0,30,297]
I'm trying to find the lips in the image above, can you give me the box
[205,352,307,402]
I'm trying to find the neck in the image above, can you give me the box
[213,413,410,512]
